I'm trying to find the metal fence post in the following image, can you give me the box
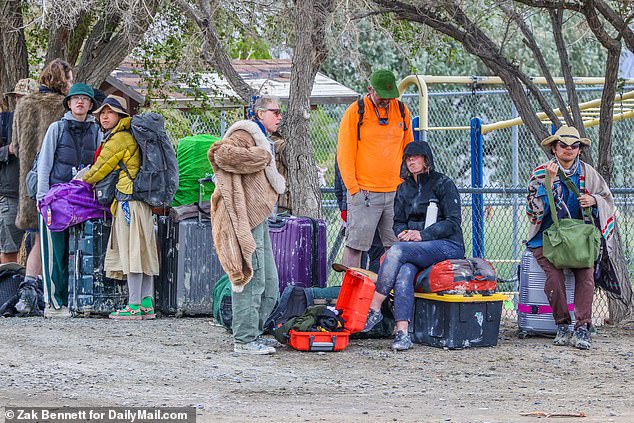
[511,104,520,260]
[470,117,485,258]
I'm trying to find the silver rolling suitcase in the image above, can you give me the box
[517,249,575,337]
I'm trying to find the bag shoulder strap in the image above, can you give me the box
[556,168,594,221]
[397,100,408,132]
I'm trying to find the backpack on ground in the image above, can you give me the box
[130,113,179,208]
[212,274,233,330]
[265,286,314,335]
[357,97,408,141]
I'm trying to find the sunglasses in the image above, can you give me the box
[557,141,581,149]
[264,108,282,117]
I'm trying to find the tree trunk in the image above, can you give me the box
[75,1,161,86]
[280,0,335,219]
[0,0,28,110]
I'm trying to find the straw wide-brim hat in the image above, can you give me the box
[93,95,130,116]
[541,126,590,154]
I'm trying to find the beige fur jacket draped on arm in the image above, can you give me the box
[208,120,286,292]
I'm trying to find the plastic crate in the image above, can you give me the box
[411,293,506,349]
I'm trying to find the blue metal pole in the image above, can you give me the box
[470,117,484,258]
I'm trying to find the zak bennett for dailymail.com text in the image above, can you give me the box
[6,408,191,422]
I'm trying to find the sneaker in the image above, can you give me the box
[553,324,570,346]
[392,330,413,351]
[256,336,282,348]
[234,340,276,355]
[571,326,592,350]
[362,309,383,333]
[15,278,38,316]
[44,306,71,319]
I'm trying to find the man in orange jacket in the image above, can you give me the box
[336,70,413,268]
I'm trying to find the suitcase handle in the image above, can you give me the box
[309,335,336,352]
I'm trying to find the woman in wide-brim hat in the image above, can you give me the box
[525,125,621,350]
[83,94,159,321]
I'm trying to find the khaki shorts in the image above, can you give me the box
[0,196,24,253]
[345,191,398,251]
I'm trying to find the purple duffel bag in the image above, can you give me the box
[39,180,111,232]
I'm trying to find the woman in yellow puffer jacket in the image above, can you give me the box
[82,95,159,320]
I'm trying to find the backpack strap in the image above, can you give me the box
[356,98,365,141]
[397,100,408,132]
[357,97,408,141]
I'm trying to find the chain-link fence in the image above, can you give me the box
[166,85,634,325]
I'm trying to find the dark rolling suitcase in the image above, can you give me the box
[154,178,225,316]
[268,215,327,292]
[517,249,575,337]
[68,219,128,316]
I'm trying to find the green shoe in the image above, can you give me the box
[110,304,142,320]
[140,297,156,320]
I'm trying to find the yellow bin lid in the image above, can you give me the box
[414,293,508,303]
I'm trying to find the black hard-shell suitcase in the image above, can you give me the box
[68,219,128,316]
[154,178,225,316]
[517,249,575,337]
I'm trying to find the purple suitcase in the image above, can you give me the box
[269,215,327,291]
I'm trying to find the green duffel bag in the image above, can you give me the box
[172,134,220,207]
[543,172,601,269]
[212,275,232,331]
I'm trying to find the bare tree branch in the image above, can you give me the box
[175,0,255,101]
[502,3,570,127]
[549,8,586,134]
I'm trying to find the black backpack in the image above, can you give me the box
[265,286,314,335]
[356,97,408,141]
[130,113,179,207]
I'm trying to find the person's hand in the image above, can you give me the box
[578,194,597,208]
[545,161,558,185]
[8,143,14,155]
[340,210,347,222]
[397,230,422,242]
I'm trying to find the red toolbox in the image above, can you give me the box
[288,269,375,352]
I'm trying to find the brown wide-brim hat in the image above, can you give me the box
[540,126,590,155]
[93,95,130,117]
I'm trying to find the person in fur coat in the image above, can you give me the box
[208,95,286,355]
[9,59,72,314]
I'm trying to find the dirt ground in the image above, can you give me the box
[1,316,634,423]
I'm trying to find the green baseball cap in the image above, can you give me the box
[370,70,400,99]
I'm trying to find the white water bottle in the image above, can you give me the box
[424,201,438,229]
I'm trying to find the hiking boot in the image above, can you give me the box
[234,340,276,355]
[109,304,142,321]
[44,306,71,319]
[571,326,592,350]
[553,324,570,346]
[140,297,156,320]
[392,330,413,351]
[256,336,282,348]
[362,308,383,333]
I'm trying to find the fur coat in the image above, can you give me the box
[208,120,286,292]
[11,91,65,230]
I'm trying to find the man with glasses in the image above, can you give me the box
[336,70,413,268]
[36,83,102,317]
[526,126,617,350]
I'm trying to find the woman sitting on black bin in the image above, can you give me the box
[361,141,465,351]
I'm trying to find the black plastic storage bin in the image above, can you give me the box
[411,293,506,349]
